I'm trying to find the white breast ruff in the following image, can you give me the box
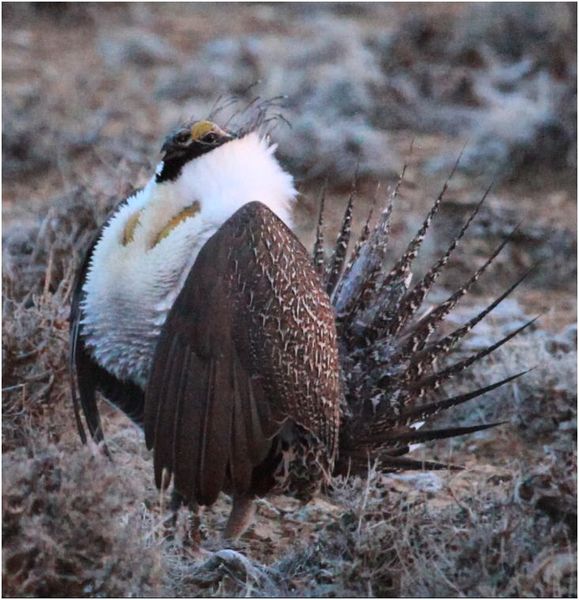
[81,133,296,388]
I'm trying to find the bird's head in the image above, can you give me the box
[157,120,235,183]
[151,116,296,228]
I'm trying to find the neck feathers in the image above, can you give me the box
[158,132,297,229]
[80,132,297,386]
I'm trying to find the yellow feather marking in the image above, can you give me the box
[152,201,201,247]
[122,210,144,246]
[190,120,216,141]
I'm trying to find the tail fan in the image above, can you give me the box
[381,184,491,342]
[333,166,405,331]
[312,182,327,277]
[325,180,356,297]
[316,165,534,477]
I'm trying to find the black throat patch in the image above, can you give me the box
[156,142,217,183]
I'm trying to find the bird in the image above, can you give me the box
[70,115,533,541]
[70,118,341,539]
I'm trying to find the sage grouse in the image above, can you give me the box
[70,119,532,539]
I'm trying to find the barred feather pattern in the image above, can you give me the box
[326,187,355,297]
[313,183,327,277]
[315,167,533,476]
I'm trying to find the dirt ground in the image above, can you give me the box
[2,3,576,597]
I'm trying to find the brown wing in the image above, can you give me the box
[144,201,341,506]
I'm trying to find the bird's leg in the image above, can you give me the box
[165,489,202,550]
[223,494,256,540]
[164,487,185,540]
[183,498,202,548]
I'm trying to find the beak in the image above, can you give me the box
[216,127,235,141]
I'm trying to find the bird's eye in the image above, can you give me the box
[203,132,217,144]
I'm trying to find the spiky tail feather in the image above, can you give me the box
[316,166,534,477]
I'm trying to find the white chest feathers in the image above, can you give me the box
[80,133,296,388]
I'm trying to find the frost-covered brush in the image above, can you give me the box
[70,116,531,543]
[316,162,534,477]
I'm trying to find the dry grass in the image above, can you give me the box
[3,443,162,597]
[2,3,576,597]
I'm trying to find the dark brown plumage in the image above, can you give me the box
[144,202,341,507]
[70,200,342,537]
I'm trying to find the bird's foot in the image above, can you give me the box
[186,549,268,587]
[183,511,204,551]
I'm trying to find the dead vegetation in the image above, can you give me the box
[2,3,576,597]
[3,444,162,597]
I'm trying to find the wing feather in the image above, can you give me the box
[197,358,234,503]
[152,335,183,488]
[229,357,253,494]
[172,351,206,500]
[145,201,341,505]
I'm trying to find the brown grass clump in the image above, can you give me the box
[2,444,162,597]
[264,463,577,597]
